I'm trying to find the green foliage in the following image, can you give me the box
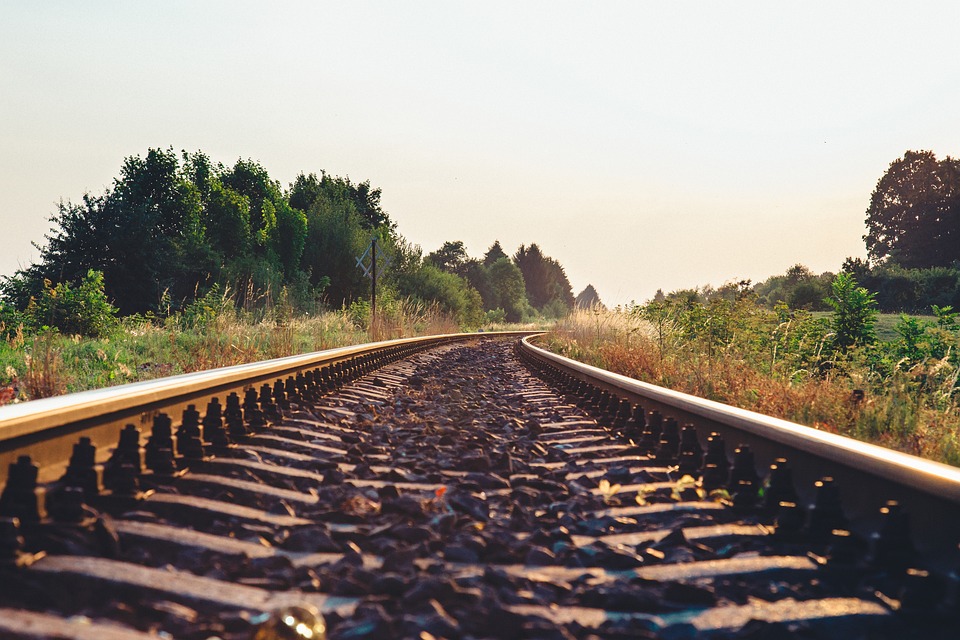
[26,270,118,337]
[422,240,573,323]
[5,147,575,339]
[541,297,570,320]
[393,265,483,327]
[893,314,930,364]
[635,294,834,388]
[425,241,470,275]
[824,272,878,351]
[575,284,603,309]
[0,301,24,339]
[301,200,370,306]
[865,150,960,268]
[483,308,507,324]
[849,263,960,313]
[513,244,574,312]
[178,284,234,330]
[271,201,308,276]
[6,149,394,318]
[289,172,391,230]
[483,241,508,267]
[486,258,528,322]
[754,264,833,311]
[556,293,960,465]
[932,305,958,330]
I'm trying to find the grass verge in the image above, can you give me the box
[542,308,960,467]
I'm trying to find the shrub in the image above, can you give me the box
[824,273,878,352]
[178,284,235,329]
[25,270,118,337]
[394,265,483,327]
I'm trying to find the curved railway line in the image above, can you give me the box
[0,332,958,639]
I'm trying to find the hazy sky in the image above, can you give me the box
[3,2,960,306]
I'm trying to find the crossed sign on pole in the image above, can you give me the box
[355,235,393,279]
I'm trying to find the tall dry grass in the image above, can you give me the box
[0,301,470,402]
[545,307,960,466]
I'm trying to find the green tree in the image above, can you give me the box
[575,284,603,309]
[22,148,213,313]
[483,240,508,266]
[27,270,118,337]
[932,304,958,330]
[393,265,483,326]
[271,200,308,277]
[220,158,283,247]
[513,243,574,311]
[486,258,528,322]
[893,314,929,364]
[865,150,960,268]
[289,172,325,214]
[204,180,252,267]
[824,272,878,351]
[300,199,369,306]
[426,241,470,275]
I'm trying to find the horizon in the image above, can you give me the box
[2,2,959,307]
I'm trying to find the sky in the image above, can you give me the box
[2,1,960,307]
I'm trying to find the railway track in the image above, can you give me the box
[0,333,958,639]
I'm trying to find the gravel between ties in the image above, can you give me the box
[3,337,946,639]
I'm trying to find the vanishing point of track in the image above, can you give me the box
[0,332,958,639]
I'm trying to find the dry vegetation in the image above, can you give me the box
[0,299,466,402]
[542,306,960,467]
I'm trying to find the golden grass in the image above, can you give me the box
[0,302,472,402]
[544,308,960,466]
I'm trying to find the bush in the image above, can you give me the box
[394,265,483,327]
[0,301,24,339]
[25,270,118,337]
[178,284,235,329]
[484,308,507,324]
[825,273,878,352]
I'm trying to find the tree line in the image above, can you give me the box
[0,148,598,336]
[655,149,960,315]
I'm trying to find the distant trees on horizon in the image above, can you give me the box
[654,149,960,315]
[0,147,592,335]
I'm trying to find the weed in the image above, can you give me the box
[546,304,960,467]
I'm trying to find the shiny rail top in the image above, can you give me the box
[520,336,960,507]
[0,331,540,484]
[520,336,960,559]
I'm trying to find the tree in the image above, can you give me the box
[290,172,392,231]
[22,148,213,314]
[204,180,252,267]
[271,200,308,277]
[486,258,527,322]
[575,284,603,309]
[754,265,831,311]
[824,272,878,351]
[513,244,574,311]
[864,150,960,268]
[349,179,391,230]
[289,173,325,214]
[426,241,470,275]
[394,265,482,326]
[26,270,118,337]
[461,259,492,310]
[483,241,508,266]
[300,197,369,306]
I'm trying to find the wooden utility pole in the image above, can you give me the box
[370,235,377,333]
[356,232,389,339]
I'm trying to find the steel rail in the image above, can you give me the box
[0,331,539,485]
[520,335,960,560]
